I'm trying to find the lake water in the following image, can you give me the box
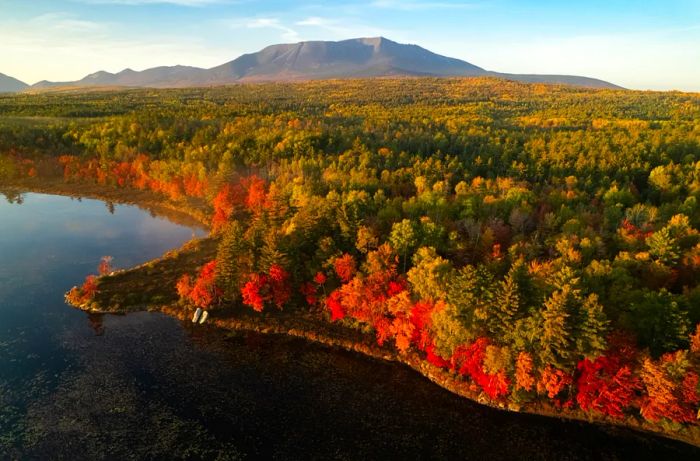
[0,192,698,460]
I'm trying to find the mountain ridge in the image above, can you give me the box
[0,73,29,93]
[28,37,623,91]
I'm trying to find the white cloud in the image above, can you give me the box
[236,17,301,42]
[295,16,326,27]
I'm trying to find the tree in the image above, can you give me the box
[390,219,418,272]
[245,175,268,213]
[452,338,510,400]
[627,290,690,356]
[211,183,244,232]
[176,273,192,299]
[575,355,640,418]
[539,285,575,370]
[356,225,379,254]
[691,323,700,354]
[640,352,699,423]
[490,269,521,340]
[647,227,680,266]
[67,275,99,305]
[215,220,249,301]
[333,253,357,283]
[187,260,221,309]
[537,366,573,400]
[241,264,291,312]
[575,293,609,360]
[406,246,453,302]
[98,256,113,275]
[514,351,535,392]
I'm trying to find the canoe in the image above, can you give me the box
[199,310,209,324]
[192,307,202,323]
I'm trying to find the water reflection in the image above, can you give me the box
[2,190,24,204]
[87,313,105,336]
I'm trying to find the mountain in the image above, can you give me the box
[30,37,622,90]
[33,65,210,90]
[207,37,486,82]
[0,73,29,93]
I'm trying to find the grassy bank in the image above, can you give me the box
[77,237,218,314]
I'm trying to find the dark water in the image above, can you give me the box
[0,193,698,461]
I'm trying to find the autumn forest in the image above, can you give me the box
[2,78,700,443]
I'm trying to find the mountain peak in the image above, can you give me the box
[358,36,390,45]
[0,72,29,93]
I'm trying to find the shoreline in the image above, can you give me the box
[8,182,699,450]
[1,178,211,230]
[160,304,700,450]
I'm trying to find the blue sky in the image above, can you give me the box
[1,0,699,90]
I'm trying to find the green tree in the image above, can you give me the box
[390,219,418,272]
[539,285,576,370]
[490,269,521,341]
[647,227,680,266]
[626,289,690,356]
[407,247,453,302]
[215,220,250,301]
[575,293,608,359]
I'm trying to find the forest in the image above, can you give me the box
[2,77,700,435]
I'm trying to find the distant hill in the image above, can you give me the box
[0,73,28,93]
[30,37,622,90]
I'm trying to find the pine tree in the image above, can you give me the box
[539,284,575,370]
[490,271,520,341]
[259,229,289,273]
[575,293,609,359]
[215,220,249,301]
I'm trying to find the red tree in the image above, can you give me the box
[538,366,573,400]
[326,290,345,321]
[211,183,245,232]
[333,253,357,283]
[98,256,113,276]
[241,264,291,312]
[244,175,268,213]
[640,352,700,423]
[451,338,510,400]
[576,355,640,418]
[179,260,222,309]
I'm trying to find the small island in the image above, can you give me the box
[2,79,700,450]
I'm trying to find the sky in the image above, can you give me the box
[1,0,699,91]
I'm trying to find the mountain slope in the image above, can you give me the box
[29,37,621,90]
[0,73,29,93]
[207,37,486,82]
[32,65,210,90]
[489,72,620,89]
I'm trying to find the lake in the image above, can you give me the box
[0,192,698,460]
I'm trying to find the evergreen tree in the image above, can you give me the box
[539,284,575,370]
[575,293,609,359]
[259,229,289,274]
[490,271,520,342]
[215,220,249,301]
